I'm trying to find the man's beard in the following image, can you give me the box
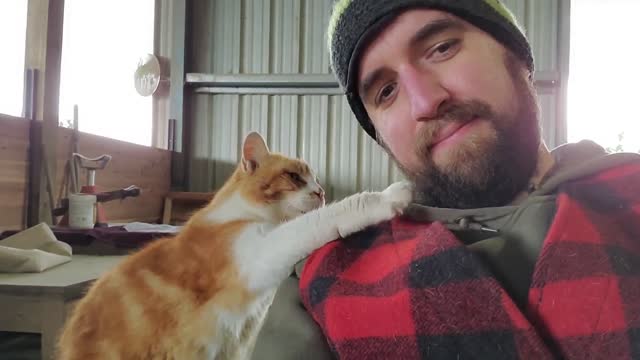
[385,57,541,209]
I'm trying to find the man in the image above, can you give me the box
[3,1,636,359]
[252,1,640,359]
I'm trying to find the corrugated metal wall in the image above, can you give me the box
[185,0,565,200]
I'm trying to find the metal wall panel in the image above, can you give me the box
[269,96,299,156]
[240,96,269,138]
[299,96,330,186]
[536,88,558,151]
[211,95,240,187]
[242,0,270,73]
[526,0,558,73]
[187,91,397,196]
[212,0,241,74]
[327,96,361,200]
[271,0,301,73]
[359,134,394,192]
[186,0,565,197]
[300,0,332,74]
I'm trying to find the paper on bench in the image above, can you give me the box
[123,222,182,233]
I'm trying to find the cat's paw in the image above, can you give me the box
[333,181,414,239]
[381,180,414,215]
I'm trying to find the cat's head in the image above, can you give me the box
[236,131,325,221]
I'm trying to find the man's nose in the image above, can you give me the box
[400,66,449,122]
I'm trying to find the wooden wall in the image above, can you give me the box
[0,115,172,231]
[0,115,30,231]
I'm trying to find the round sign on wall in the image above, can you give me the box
[134,54,162,96]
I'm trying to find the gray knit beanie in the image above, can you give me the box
[327,0,534,141]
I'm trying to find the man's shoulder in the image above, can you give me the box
[299,218,459,284]
[540,141,640,194]
[562,150,640,186]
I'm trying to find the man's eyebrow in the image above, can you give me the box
[358,17,464,102]
[359,68,387,104]
[409,17,464,48]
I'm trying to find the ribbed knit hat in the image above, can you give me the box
[327,0,534,141]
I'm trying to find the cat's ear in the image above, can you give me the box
[242,131,270,174]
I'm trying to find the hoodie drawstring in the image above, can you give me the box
[455,216,499,233]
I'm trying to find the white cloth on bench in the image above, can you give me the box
[0,223,72,273]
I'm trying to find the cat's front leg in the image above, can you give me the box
[280,179,413,248]
[333,180,414,238]
[240,181,413,292]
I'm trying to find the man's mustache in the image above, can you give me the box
[416,100,494,151]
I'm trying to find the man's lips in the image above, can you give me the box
[428,118,478,151]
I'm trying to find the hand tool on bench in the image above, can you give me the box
[53,185,141,217]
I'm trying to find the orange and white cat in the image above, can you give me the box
[56,131,412,360]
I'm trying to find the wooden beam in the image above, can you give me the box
[24,0,65,227]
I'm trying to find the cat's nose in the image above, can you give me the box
[313,189,325,201]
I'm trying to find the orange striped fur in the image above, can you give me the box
[56,132,413,360]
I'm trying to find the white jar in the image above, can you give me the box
[68,193,97,229]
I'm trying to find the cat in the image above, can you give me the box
[56,131,413,360]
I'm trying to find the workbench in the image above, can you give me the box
[0,255,124,359]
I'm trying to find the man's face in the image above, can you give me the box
[357,9,541,208]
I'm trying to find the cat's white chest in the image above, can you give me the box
[194,289,275,359]
[216,290,275,338]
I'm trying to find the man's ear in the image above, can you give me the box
[241,131,270,174]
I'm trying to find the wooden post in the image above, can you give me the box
[24,0,65,227]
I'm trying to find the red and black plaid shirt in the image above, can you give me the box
[300,161,640,359]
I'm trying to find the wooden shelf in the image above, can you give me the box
[162,191,216,224]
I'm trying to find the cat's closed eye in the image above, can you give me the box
[285,171,306,185]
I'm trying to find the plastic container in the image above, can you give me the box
[68,193,97,229]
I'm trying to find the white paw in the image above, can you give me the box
[381,180,414,215]
[333,181,414,238]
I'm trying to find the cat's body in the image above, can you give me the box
[56,132,412,360]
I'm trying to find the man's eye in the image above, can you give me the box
[436,42,452,54]
[428,39,460,61]
[375,83,396,105]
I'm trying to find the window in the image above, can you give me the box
[58,0,155,146]
[567,0,640,153]
[0,2,28,117]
